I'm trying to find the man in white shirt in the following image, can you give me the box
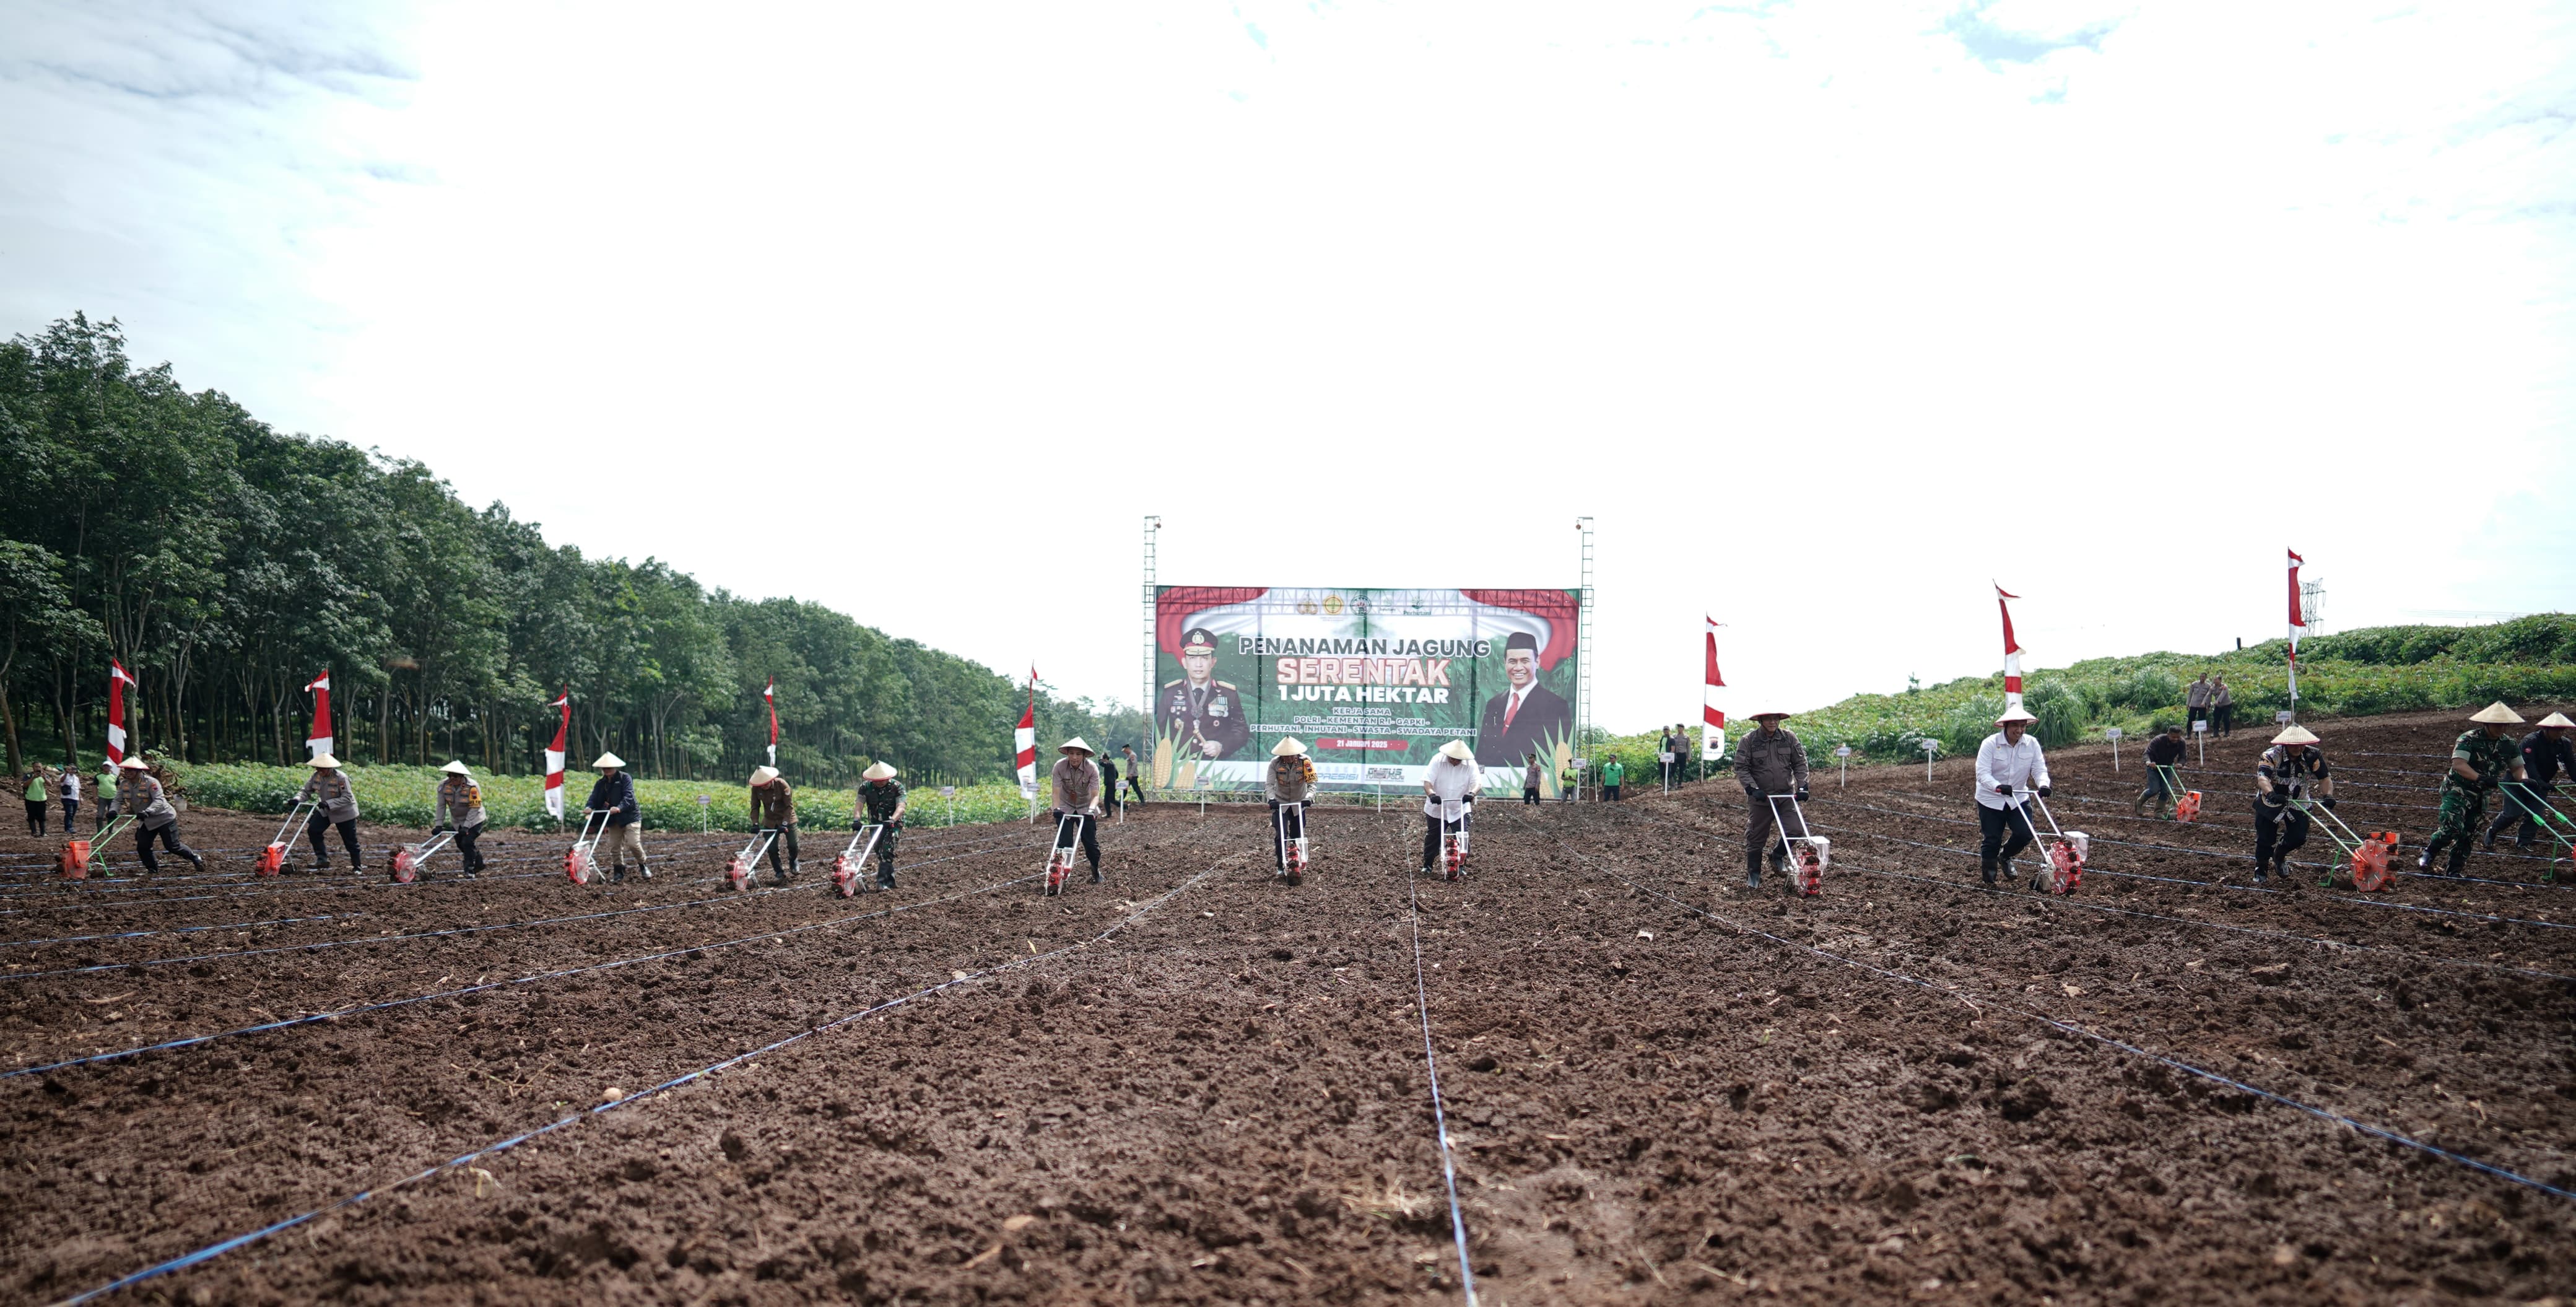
[1421,740,1482,877]
[1973,706,2052,887]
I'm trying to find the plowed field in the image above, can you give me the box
[2,707,2570,1305]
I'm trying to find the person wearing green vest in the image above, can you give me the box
[1601,755,1625,802]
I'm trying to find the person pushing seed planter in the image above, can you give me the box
[1973,707,2052,888]
[843,762,905,892]
[115,756,203,876]
[2418,703,2528,878]
[1046,739,1105,896]
[747,765,800,885]
[1264,737,1318,884]
[2483,711,2575,859]
[2134,722,2196,821]
[416,759,489,879]
[1734,710,1810,890]
[1421,740,1481,881]
[296,753,363,873]
[2250,724,2334,885]
[2000,784,2087,895]
[584,753,650,884]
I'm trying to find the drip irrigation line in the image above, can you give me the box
[3,831,1071,1080]
[0,912,365,953]
[1815,795,2569,898]
[1403,867,1481,1307]
[50,841,1245,1306]
[1500,809,2576,1210]
[1616,805,2575,985]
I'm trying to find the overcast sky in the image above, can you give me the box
[6,1,2572,728]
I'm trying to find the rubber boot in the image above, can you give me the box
[2446,842,2471,878]
[877,854,895,890]
[2416,842,2437,872]
[1979,856,1998,888]
[611,865,626,885]
[637,861,652,881]
[1746,856,1762,890]
[2252,858,2271,886]
[1767,844,1788,878]
[1088,862,1103,884]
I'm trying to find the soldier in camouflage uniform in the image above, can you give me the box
[854,761,905,889]
[2418,702,2528,877]
[1160,627,1250,761]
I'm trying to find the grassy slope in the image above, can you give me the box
[1594,613,2576,771]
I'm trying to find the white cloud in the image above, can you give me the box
[4,0,2570,727]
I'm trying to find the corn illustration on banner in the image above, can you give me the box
[1150,587,1580,794]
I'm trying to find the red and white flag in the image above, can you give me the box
[105,660,137,765]
[1700,618,1728,761]
[1994,585,2025,715]
[2286,548,2305,707]
[543,690,570,821]
[764,677,778,767]
[1014,667,1038,798]
[303,671,334,759]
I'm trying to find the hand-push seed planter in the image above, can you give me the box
[2497,782,2575,885]
[832,824,886,898]
[1438,799,1471,881]
[1764,792,1829,896]
[1274,802,1310,885]
[2294,795,2401,891]
[390,828,455,884]
[2155,763,2201,822]
[2009,787,2087,895]
[727,828,780,892]
[60,815,135,880]
[1045,813,1082,897]
[565,810,613,886]
[254,798,319,876]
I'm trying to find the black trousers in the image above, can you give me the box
[2213,705,2234,736]
[307,813,362,867]
[2486,781,2557,847]
[1268,800,1307,867]
[762,824,801,872]
[1977,802,2036,868]
[1522,787,1540,806]
[454,822,485,872]
[1605,784,1622,802]
[1053,812,1100,868]
[24,802,44,836]
[1124,774,1147,802]
[136,821,199,872]
[1746,792,1811,872]
[2253,799,2310,865]
[1421,811,1470,870]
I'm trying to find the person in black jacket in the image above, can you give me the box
[1099,752,1123,818]
[2134,723,2188,818]
[584,753,650,883]
[2486,712,2575,851]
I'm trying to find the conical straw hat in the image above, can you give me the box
[2468,702,2525,725]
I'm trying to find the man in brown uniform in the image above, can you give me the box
[1734,710,1811,889]
[749,765,799,884]
[1050,738,1105,888]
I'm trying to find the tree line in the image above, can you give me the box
[0,314,1143,785]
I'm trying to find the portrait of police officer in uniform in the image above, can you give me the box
[1162,627,1251,761]
[1476,630,1572,766]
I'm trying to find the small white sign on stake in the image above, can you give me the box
[940,785,956,826]
[2193,719,2208,765]
[697,793,710,833]
[1834,743,1852,787]
[1919,738,1939,782]
[2104,727,2123,773]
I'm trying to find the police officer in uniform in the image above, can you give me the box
[2252,724,2333,885]
[1161,627,1250,761]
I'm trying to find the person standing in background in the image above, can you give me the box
[1523,750,1543,805]
[1601,755,1625,801]
[95,763,114,833]
[2186,674,2213,732]
[1119,743,1149,806]
[20,764,47,836]
[58,766,80,833]
[1099,750,1123,818]
[2211,676,2235,738]
[1658,727,1681,789]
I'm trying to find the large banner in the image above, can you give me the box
[1149,587,1581,795]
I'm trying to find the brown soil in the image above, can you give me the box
[0,707,2569,1305]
